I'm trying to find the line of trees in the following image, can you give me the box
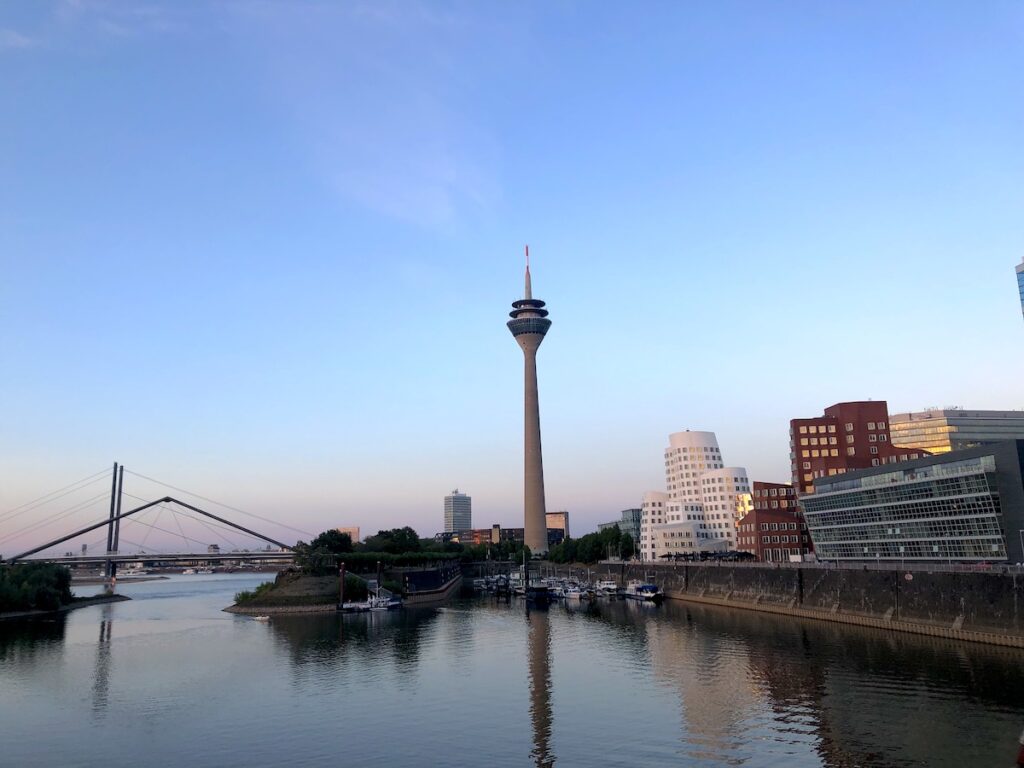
[293,527,465,575]
[0,562,74,612]
[547,525,635,564]
[292,524,635,573]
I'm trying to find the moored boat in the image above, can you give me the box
[624,580,663,602]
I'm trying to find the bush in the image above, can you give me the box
[0,563,74,612]
[234,581,275,604]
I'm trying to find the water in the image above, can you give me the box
[2,574,1022,767]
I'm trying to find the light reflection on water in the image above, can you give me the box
[1,574,1022,767]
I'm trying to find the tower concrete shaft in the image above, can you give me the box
[508,256,552,555]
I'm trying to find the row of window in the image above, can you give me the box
[753,487,794,498]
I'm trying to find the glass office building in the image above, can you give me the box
[1017,258,1024,318]
[803,441,1024,562]
[890,409,1024,454]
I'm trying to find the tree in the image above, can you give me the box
[309,529,353,555]
[620,533,635,560]
[360,527,422,554]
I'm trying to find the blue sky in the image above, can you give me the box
[2,1,1023,554]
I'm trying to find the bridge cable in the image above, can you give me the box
[137,506,165,551]
[169,506,192,552]
[0,469,111,525]
[123,470,314,537]
[121,513,218,550]
[0,492,111,548]
[176,510,243,551]
[117,499,256,552]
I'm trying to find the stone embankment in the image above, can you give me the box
[550,562,1024,648]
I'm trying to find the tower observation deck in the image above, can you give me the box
[508,247,552,555]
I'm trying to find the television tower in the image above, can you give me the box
[508,246,552,554]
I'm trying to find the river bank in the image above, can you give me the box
[0,592,130,621]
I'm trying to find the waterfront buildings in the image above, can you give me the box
[889,409,1024,454]
[545,510,570,540]
[598,508,641,543]
[444,489,472,533]
[639,431,750,561]
[790,401,927,496]
[507,250,552,554]
[1017,257,1024,318]
[451,528,496,546]
[736,482,810,562]
[498,526,565,548]
[802,440,1024,563]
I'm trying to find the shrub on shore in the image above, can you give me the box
[0,563,74,612]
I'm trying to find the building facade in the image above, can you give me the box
[791,401,927,496]
[802,441,1024,563]
[545,511,570,540]
[737,481,809,561]
[639,431,750,561]
[889,409,1024,454]
[444,489,472,533]
[497,526,566,548]
[598,508,642,544]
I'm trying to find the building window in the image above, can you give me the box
[879,421,886,429]
[847,447,856,456]
[870,446,878,454]
[828,425,836,433]
[869,434,877,442]
[846,435,855,444]
[867,422,875,430]
[880,434,887,441]
[845,423,854,432]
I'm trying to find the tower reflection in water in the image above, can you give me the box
[526,605,554,768]
[92,606,113,716]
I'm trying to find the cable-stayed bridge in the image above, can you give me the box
[0,463,303,575]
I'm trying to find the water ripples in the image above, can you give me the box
[3,577,1024,767]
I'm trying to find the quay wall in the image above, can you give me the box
[546,562,1024,647]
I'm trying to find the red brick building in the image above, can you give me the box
[790,401,927,495]
[737,481,811,561]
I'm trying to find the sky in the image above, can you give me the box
[2,1,1023,556]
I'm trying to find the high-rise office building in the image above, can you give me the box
[639,431,750,561]
[507,248,552,554]
[1016,257,1024,318]
[443,489,472,533]
[890,409,1024,454]
[790,401,926,496]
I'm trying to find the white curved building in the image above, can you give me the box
[640,431,749,561]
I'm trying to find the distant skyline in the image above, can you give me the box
[2,2,1023,554]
